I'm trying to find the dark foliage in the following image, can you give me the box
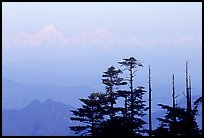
[70,92,108,136]
[153,96,202,136]
[69,57,202,136]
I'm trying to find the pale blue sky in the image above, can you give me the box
[3,2,202,39]
[3,2,202,81]
[2,2,202,111]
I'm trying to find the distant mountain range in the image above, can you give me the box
[2,99,77,136]
[3,96,201,136]
[2,78,202,136]
[2,78,95,109]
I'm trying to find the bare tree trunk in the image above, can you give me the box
[186,61,192,136]
[172,74,176,135]
[148,65,152,136]
[130,65,134,135]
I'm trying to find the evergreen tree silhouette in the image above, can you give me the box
[69,92,108,136]
[153,97,202,136]
[118,57,147,136]
[153,72,202,136]
[69,58,201,136]
[102,66,127,119]
[103,87,148,136]
[100,66,131,136]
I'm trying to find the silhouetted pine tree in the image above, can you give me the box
[131,86,148,136]
[69,92,108,136]
[102,66,127,119]
[153,73,202,136]
[104,87,147,136]
[118,57,147,136]
[99,66,131,136]
[153,97,202,136]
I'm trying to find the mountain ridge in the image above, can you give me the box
[2,99,76,136]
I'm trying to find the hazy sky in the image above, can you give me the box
[3,2,202,78]
[2,2,202,106]
[3,2,201,37]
